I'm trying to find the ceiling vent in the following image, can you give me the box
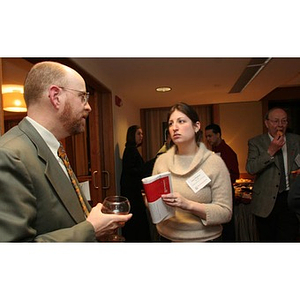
[229,58,271,93]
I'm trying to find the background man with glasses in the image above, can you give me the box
[0,61,132,241]
[246,107,300,241]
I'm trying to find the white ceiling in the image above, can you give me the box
[3,58,300,109]
[72,57,300,108]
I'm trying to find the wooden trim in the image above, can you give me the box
[100,92,116,196]
[0,58,4,136]
[88,91,104,205]
[212,104,220,123]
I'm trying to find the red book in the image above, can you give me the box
[142,172,175,224]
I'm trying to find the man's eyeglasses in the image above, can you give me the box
[59,86,90,105]
[267,118,288,125]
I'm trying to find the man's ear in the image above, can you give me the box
[264,119,269,130]
[48,85,61,109]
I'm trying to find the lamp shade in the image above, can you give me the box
[3,91,27,112]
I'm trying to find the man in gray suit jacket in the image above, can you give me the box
[246,107,300,241]
[0,61,132,242]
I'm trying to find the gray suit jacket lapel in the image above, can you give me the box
[19,118,87,223]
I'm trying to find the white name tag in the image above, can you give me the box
[186,169,211,193]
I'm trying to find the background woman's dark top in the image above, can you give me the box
[120,141,151,242]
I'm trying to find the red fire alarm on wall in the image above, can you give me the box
[115,95,123,107]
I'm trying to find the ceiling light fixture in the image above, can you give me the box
[156,86,172,93]
[1,84,27,112]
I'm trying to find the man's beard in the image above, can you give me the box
[60,102,85,136]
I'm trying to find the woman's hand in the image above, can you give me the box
[161,192,189,210]
[162,192,207,220]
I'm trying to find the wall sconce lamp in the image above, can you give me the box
[2,85,27,113]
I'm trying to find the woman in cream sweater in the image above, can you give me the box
[152,103,232,242]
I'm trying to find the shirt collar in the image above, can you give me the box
[25,116,60,156]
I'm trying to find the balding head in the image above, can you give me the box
[24,61,81,107]
[24,61,90,140]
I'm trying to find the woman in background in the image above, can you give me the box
[120,125,151,242]
[152,103,232,242]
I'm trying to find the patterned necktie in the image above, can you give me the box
[57,143,90,217]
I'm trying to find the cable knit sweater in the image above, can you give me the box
[152,142,232,242]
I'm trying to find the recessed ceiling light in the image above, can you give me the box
[156,86,172,92]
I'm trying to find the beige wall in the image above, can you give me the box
[219,101,263,175]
